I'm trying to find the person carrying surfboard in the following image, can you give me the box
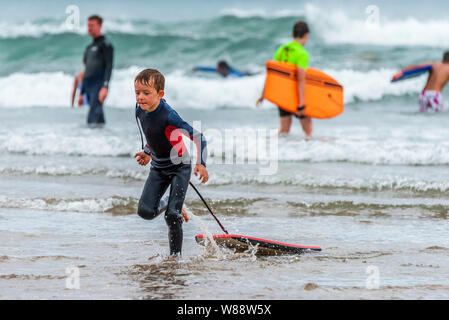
[256,21,312,136]
[133,68,209,257]
[398,52,449,112]
[417,52,449,112]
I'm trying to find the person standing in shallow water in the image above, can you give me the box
[256,21,312,137]
[78,15,114,126]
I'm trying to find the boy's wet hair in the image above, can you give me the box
[443,51,449,63]
[293,21,309,38]
[88,15,103,25]
[134,69,165,92]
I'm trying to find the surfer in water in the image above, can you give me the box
[193,60,256,78]
[256,21,312,136]
[133,68,209,257]
[404,51,449,112]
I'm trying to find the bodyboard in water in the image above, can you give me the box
[195,234,321,256]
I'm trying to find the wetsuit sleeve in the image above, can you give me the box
[167,111,207,167]
[81,47,88,94]
[102,42,114,88]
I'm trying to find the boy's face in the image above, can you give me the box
[135,80,164,110]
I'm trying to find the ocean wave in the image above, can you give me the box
[0,66,428,109]
[1,126,449,165]
[2,161,449,193]
[1,6,448,48]
[305,4,449,47]
[0,164,148,181]
[207,171,449,193]
[0,195,138,215]
[0,130,138,157]
[1,194,446,218]
[219,8,305,19]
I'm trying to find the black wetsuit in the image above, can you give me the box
[135,99,207,255]
[81,35,113,124]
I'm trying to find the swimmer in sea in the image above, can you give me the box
[193,60,256,78]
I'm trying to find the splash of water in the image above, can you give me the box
[184,205,224,259]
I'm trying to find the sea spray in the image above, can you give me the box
[184,205,224,259]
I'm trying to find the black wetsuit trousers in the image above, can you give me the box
[84,72,106,125]
[137,163,191,255]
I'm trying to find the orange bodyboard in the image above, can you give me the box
[264,60,344,119]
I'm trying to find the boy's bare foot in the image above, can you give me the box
[181,208,189,223]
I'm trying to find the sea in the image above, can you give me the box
[1,0,449,300]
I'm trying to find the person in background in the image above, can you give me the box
[193,60,256,78]
[403,52,449,112]
[79,15,114,126]
[256,21,312,136]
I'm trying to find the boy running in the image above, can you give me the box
[134,69,208,257]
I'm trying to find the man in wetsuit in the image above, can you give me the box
[133,69,209,257]
[78,15,114,126]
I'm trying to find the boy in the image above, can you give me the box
[256,21,312,136]
[133,69,208,257]
[406,52,449,112]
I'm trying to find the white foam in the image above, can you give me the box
[2,6,447,48]
[0,195,134,213]
[0,66,429,109]
[305,4,449,47]
[220,8,305,19]
[0,130,138,157]
[206,170,449,193]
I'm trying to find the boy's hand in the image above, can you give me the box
[78,95,84,106]
[194,164,209,184]
[134,152,151,166]
[256,95,264,107]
